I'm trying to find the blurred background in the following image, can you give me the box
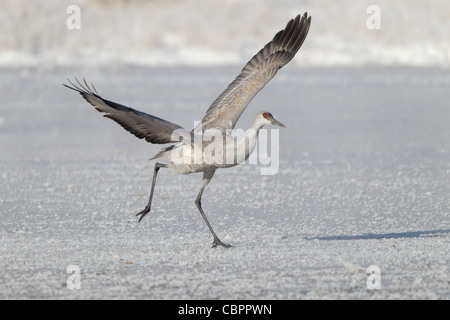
[1,0,449,69]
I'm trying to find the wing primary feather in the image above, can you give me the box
[279,16,298,48]
[64,78,190,145]
[195,12,311,132]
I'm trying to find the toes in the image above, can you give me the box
[212,239,232,248]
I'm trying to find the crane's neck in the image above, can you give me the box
[234,118,266,164]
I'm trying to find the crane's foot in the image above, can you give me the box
[136,206,150,223]
[212,238,232,248]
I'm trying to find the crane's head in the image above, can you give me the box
[255,111,286,128]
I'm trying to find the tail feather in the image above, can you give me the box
[150,145,176,160]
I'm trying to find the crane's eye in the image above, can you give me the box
[262,112,272,119]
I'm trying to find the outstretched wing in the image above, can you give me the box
[64,79,190,144]
[194,12,311,133]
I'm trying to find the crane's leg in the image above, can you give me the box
[136,162,167,222]
[195,170,231,248]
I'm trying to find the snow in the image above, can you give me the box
[1,0,450,68]
[0,66,449,299]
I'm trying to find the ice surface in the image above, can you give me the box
[0,66,449,299]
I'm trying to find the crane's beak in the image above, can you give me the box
[271,117,287,128]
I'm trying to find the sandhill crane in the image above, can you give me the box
[65,13,311,248]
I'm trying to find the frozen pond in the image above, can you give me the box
[0,66,449,299]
